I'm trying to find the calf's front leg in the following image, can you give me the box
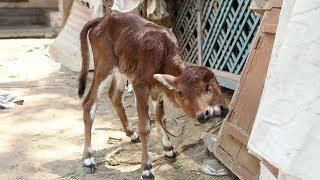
[134,87,154,179]
[155,99,175,158]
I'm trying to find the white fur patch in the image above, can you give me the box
[130,132,139,141]
[142,169,153,177]
[152,100,157,114]
[165,150,174,157]
[89,73,113,121]
[125,83,133,93]
[141,159,153,178]
[146,120,151,132]
[111,68,127,105]
[113,68,126,89]
[90,102,97,120]
[97,75,113,99]
[84,157,95,166]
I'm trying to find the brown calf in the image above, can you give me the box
[78,12,228,179]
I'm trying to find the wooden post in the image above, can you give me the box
[211,1,283,179]
[196,0,202,66]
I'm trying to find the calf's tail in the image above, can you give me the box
[78,17,102,98]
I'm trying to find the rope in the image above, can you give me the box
[159,114,187,137]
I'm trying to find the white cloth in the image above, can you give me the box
[248,0,320,179]
[111,0,143,12]
[0,90,24,109]
[81,0,104,72]
[81,0,104,19]
[147,0,168,20]
[48,0,92,72]
[111,0,168,20]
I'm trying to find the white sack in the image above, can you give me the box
[48,0,104,72]
[48,1,91,71]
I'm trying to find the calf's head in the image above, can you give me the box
[154,66,229,123]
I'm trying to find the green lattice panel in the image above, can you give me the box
[173,0,198,64]
[173,0,260,75]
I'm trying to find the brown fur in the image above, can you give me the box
[78,12,227,178]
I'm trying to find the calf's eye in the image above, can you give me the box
[176,90,183,97]
[205,85,211,93]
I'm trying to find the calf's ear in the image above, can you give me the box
[153,74,176,90]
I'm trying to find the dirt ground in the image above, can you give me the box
[0,39,236,180]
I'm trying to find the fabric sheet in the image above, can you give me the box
[248,0,320,179]
[82,0,104,19]
[112,0,168,20]
[48,0,103,71]
[0,90,24,109]
[111,0,143,12]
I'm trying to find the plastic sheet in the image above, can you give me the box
[200,159,229,176]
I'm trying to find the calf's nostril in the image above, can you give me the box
[205,110,210,116]
[220,106,229,117]
[196,112,207,123]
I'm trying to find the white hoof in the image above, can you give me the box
[83,157,96,174]
[130,132,139,142]
[84,157,95,166]
[164,150,175,158]
[141,169,154,179]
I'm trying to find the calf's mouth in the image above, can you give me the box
[196,105,229,124]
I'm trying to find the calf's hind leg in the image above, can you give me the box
[82,69,113,174]
[108,76,139,142]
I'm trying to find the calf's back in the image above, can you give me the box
[89,12,182,83]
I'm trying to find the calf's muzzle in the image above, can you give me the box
[196,105,229,124]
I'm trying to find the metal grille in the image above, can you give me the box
[173,0,260,75]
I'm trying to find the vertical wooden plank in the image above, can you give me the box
[213,1,283,179]
[237,145,260,175]
[234,8,280,133]
[220,133,242,158]
[216,146,260,180]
